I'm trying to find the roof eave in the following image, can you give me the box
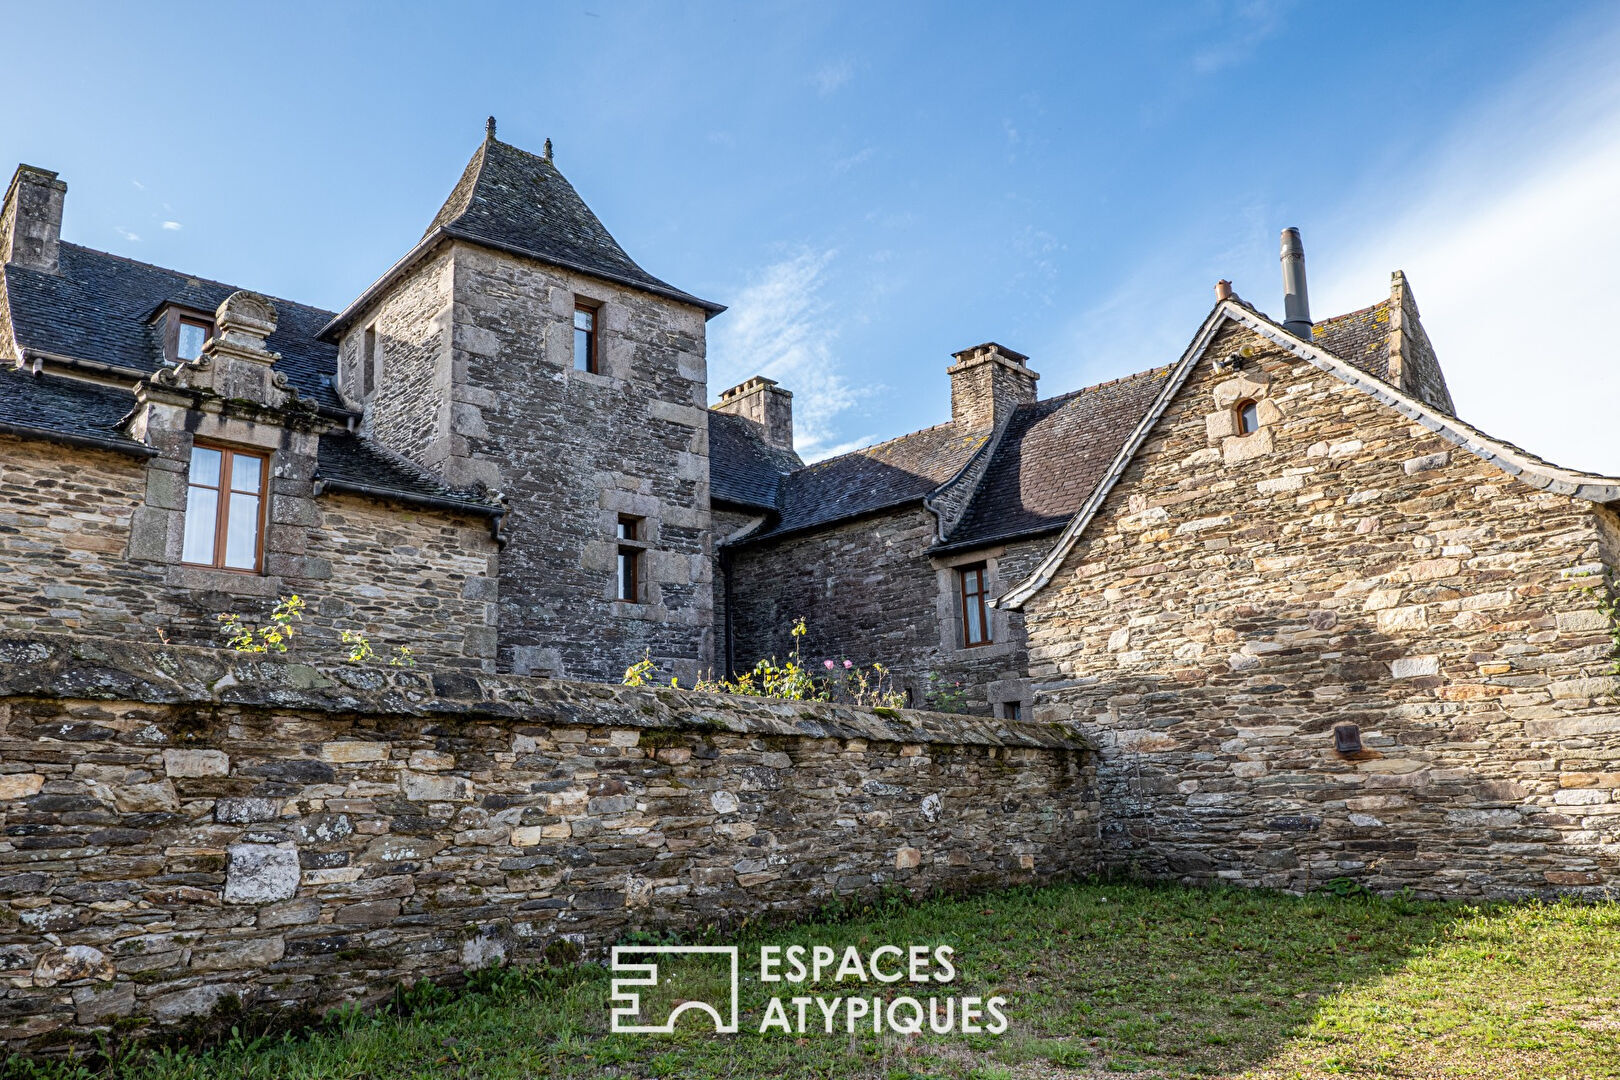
[320,226,725,343]
[0,417,156,459]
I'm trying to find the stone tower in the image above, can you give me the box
[321,128,725,682]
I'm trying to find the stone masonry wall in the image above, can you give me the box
[446,244,714,683]
[343,248,453,465]
[0,435,497,669]
[0,633,1095,1049]
[1022,317,1620,898]
[728,507,1047,715]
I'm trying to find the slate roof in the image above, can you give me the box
[314,433,501,517]
[754,423,993,540]
[1312,300,1392,381]
[714,298,1410,553]
[939,365,1176,550]
[0,366,147,453]
[423,137,723,315]
[708,411,803,511]
[4,244,344,411]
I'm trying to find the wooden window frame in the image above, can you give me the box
[161,309,214,365]
[959,563,993,648]
[616,514,644,603]
[182,441,269,574]
[574,299,601,374]
[1235,398,1260,436]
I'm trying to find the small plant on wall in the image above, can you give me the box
[624,619,907,710]
[925,672,971,714]
[216,594,414,666]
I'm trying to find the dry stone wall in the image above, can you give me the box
[0,633,1095,1049]
[1022,318,1620,897]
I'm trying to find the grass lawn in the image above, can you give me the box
[16,880,1620,1080]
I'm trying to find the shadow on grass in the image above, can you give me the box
[10,878,1618,1080]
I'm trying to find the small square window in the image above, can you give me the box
[574,302,599,373]
[182,443,267,572]
[176,319,211,362]
[1002,701,1022,721]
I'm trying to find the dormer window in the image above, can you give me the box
[156,305,215,365]
[176,318,211,362]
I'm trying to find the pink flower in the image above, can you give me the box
[823,659,835,670]
[843,660,853,669]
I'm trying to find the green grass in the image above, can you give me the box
[12,880,1620,1079]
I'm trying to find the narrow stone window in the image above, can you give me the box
[182,443,267,572]
[1235,399,1260,435]
[959,563,992,647]
[616,514,642,602]
[362,324,378,397]
[1002,700,1022,721]
[574,301,600,373]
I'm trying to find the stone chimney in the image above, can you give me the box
[714,375,794,451]
[948,342,1038,430]
[0,165,66,273]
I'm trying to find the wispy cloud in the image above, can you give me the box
[812,59,854,96]
[708,249,871,461]
[161,220,182,231]
[832,146,874,174]
[114,227,140,242]
[130,179,145,191]
[1315,11,1620,474]
[1191,0,1289,76]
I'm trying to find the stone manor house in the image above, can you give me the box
[4,128,1620,894]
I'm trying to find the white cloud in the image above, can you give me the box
[812,59,854,96]
[161,220,182,231]
[708,250,872,461]
[832,147,874,174]
[1314,13,1620,474]
[114,227,140,242]
[1191,0,1289,75]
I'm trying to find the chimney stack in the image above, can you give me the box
[1214,279,1233,302]
[1279,227,1311,340]
[714,375,794,452]
[0,165,66,274]
[948,342,1038,430]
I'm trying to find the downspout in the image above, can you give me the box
[719,544,736,678]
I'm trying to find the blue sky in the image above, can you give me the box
[8,1,1620,466]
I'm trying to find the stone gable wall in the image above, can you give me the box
[727,508,1047,714]
[342,248,454,465]
[1022,318,1620,897]
[0,634,1095,1049]
[0,435,497,669]
[447,245,714,683]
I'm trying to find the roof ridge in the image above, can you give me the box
[796,419,982,472]
[1315,298,1390,324]
[57,242,337,319]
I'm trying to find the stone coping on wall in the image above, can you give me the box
[0,633,1089,752]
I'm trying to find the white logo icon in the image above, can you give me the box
[609,945,740,1034]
